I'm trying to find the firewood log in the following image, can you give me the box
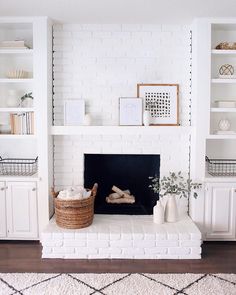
[108,190,130,200]
[112,185,131,199]
[106,195,135,204]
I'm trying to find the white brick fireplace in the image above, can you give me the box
[41,23,202,259]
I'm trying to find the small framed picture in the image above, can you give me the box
[119,97,143,126]
[137,84,179,126]
[64,99,85,126]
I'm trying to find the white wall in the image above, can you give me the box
[52,24,192,214]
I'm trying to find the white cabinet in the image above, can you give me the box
[0,181,6,237]
[0,181,38,239]
[205,183,236,240]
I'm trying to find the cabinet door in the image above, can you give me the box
[6,182,38,239]
[0,182,6,238]
[205,183,236,240]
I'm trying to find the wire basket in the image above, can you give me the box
[206,156,236,176]
[0,157,38,176]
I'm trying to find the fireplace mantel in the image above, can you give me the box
[51,126,192,136]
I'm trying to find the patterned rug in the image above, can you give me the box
[0,273,235,295]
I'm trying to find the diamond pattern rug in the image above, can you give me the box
[0,273,235,295]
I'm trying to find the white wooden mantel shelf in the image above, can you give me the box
[51,125,192,136]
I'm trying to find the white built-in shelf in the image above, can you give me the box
[211,78,236,84]
[51,125,192,136]
[0,49,33,55]
[0,134,36,139]
[0,78,33,83]
[211,107,236,112]
[211,49,236,55]
[207,134,236,139]
[0,107,34,112]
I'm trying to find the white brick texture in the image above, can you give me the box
[41,215,202,259]
[52,25,192,215]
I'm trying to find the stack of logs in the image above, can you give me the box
[106,185,135,204]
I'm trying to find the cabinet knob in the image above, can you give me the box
[32,188,36,191]
[0,187,4,191]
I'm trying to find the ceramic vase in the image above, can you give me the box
[6,89,19,107]
[143,110,150,126]
[153,201,164,224]
[84,114,92,126]
[165,194,178,222]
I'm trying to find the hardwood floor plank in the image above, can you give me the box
[0,241,235,273]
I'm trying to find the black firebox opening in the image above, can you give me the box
[84,154,160,215]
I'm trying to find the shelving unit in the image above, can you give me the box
[0,17,53,240]
[191,18,236,241]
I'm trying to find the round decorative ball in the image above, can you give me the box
[219,64,234,76]
[218,119,231,131]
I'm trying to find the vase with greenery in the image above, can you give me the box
[149,172,202,222]
[20,92,33,107]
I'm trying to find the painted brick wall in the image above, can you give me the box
[52,24,192,213]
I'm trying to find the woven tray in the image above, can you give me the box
[51,183,98,229]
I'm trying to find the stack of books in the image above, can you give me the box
[10,112,34,135]
[0,40,30,49]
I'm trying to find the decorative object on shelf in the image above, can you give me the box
[137,84,179,126]
[20,92,33,107]
[0,156,38,176]
[215,100,236,108]
[218,118,231,131]
[143,110,151,126]
[206,156,236,176]
[215,42,236,50]
[153,200,164,224]
[6,70,28,79]
[83,113,92,126]
[0,113,10,134]
[51,183,98,229]
[149,172,202,222]
[6,89,19,107]
[64,99,85,126]
[119,97,143,126]
[218,64,235,79]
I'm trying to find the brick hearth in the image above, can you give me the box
[41,215,202,259]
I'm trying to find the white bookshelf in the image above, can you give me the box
[211,49,236,55]
[0,17,53,240]
[210,108,236,112]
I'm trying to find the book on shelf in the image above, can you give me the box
[10,112,34,135]
[0,40,30,49]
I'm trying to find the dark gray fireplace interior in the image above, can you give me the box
[84,154,160,215]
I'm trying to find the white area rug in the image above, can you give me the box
[0,273,235,295]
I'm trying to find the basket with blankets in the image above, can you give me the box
[51,183,98,229]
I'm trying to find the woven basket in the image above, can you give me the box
[51,183,98,229]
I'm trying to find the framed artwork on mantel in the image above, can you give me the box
[119,97,143,126]
[64,99,85,126]
[137,84,179,126]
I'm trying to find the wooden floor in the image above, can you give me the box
[0,241,235,273]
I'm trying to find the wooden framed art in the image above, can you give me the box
[137,84,179,126]
[119,97,143,126]
[64,99,85,126]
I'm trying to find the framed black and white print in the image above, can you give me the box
[137,84,179,126]
[119,97,143,126]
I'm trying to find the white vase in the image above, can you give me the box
[6,90,19,107]
[143,110,150,126]
[21,97,33,107]
[165,194,178,222]
[84,114,92,126]
[153,201,164,224]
